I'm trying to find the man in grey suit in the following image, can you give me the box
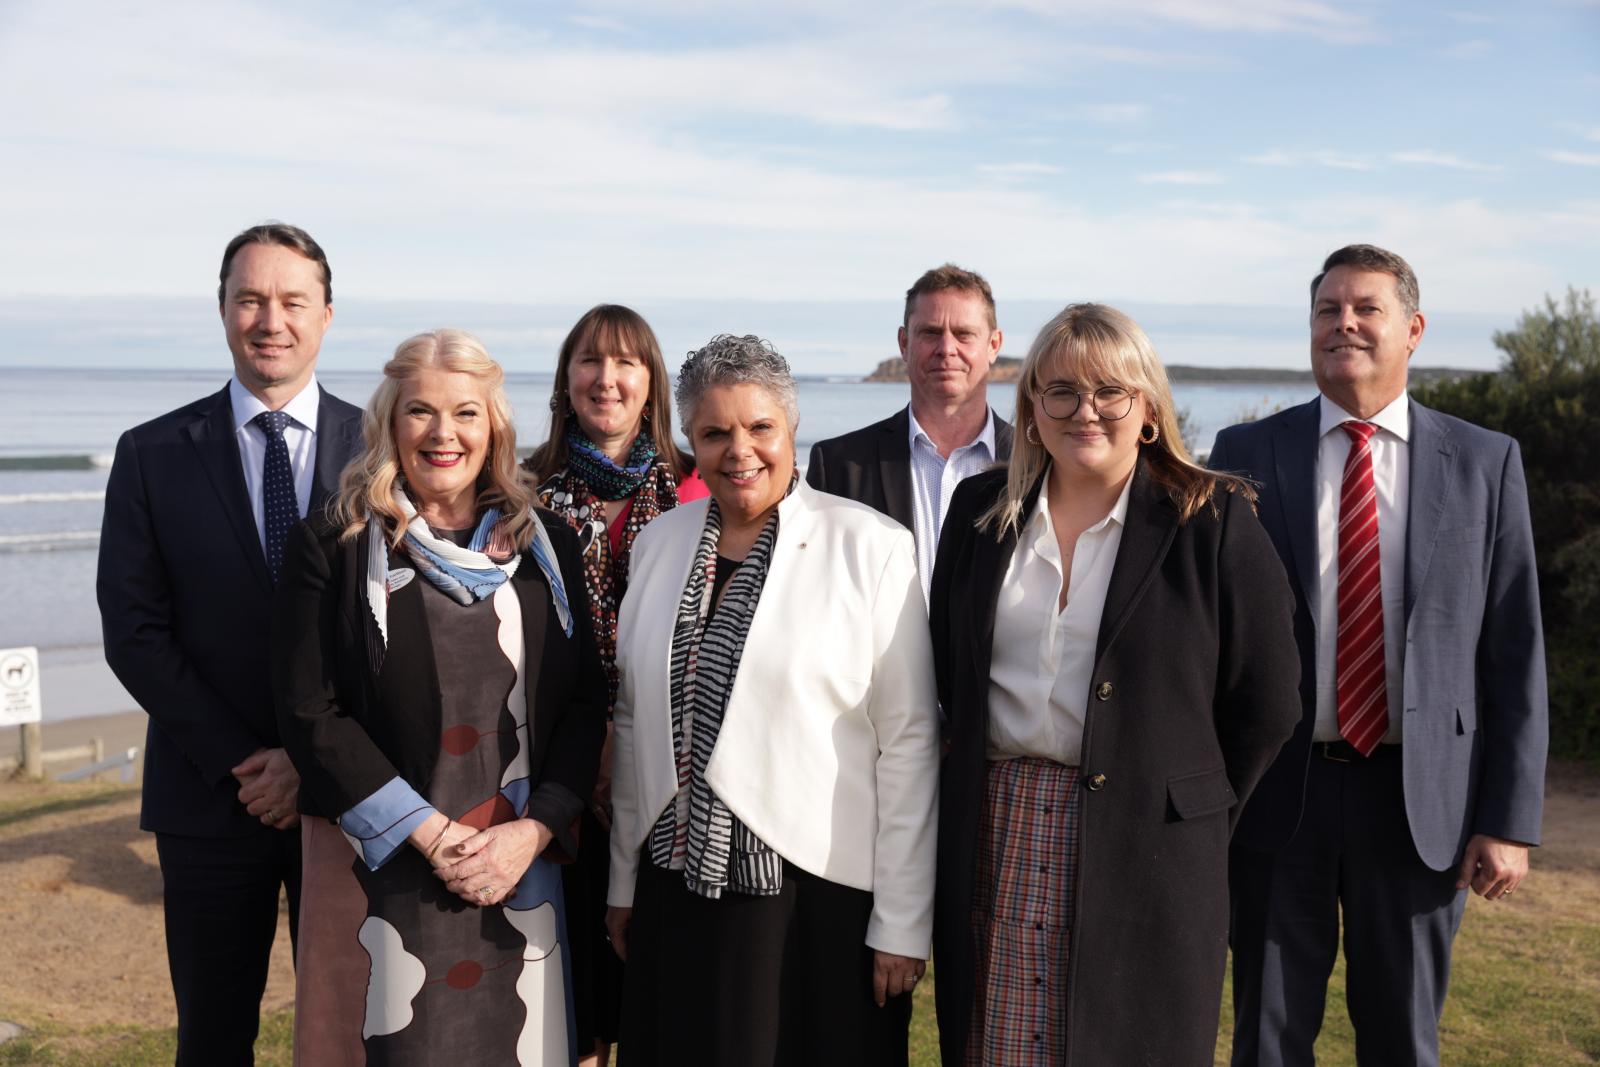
[1213,244,1548,1066]
[806,263,1013,594]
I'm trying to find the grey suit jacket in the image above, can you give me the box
[1210,396,1548,870]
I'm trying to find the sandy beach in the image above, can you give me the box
[0,649,145,780]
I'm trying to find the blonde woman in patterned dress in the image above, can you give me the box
[275,329,607,1064]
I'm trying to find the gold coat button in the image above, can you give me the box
[1096,681,1114,700]
[1087,773,1107,791]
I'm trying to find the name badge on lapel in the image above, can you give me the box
[387,567,415,593]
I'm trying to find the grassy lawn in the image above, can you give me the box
[3,904,1595,1066]
[0,1013,292,1067]
[0,781,137,830]
[903,873,1600,1065]
[3,767,1595,1065]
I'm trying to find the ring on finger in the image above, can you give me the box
[478,886,494,899]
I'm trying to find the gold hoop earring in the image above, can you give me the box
[1139,423,1159,445]
[1025,422,1041,444]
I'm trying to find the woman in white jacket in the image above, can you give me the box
[604,334,939,1066]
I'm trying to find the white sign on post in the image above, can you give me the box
[1,646,42,726]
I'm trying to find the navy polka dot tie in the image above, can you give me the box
[253,410,297,584]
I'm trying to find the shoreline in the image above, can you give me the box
[1,649,144,776]
[20,647,141,723]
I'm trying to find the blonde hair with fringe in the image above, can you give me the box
[978,303,1254,538]
[333,329,540,550]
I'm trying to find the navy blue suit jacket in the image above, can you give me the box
[1210,396,1547,870]
[97,382,363,837]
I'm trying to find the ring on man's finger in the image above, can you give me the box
[478,886,493,899]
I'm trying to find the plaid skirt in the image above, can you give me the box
[967,758,1082,1067]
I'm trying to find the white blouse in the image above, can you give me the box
[986,475,1131,765]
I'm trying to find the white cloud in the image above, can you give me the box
[1079,103,1151,124]
[1138,170,1225,185]
[977,162,1065,180]
[997,0,1375,41]
[0,0,1591,333]
[1245,150,1375,171]
[568,13,630,32]
[1106,141,1170,155]
[1544,150,1600,166]
[1390,150,1503,173]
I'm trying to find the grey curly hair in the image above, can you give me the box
[675,333,800,437]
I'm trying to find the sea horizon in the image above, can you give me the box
[0,294,1513,379]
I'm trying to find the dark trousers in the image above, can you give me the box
[620,859,912,1067]
[564,806,624,1048]
[155,827,302,1067]
[1229,744,1466,1067]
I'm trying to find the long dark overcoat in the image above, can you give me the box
[929,461,1301,1065]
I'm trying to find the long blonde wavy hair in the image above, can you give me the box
[979,303,1254,538]
[333,329,541,550]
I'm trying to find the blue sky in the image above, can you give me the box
[1,0,1596,373]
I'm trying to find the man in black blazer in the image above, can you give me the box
[1213,245,1548,1066]
[806,263,1013,593]
[97,222,363,1065]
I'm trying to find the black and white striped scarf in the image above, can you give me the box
[647,498,783,899]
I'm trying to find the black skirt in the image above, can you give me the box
[619,858,912,1066]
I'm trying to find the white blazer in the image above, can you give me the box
[606,480,940,959]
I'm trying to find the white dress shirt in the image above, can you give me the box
[1313,392,1408,744]
[986,474,1131,765]
[229,375,322,553]
[907,406,997,599]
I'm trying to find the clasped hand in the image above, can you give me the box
[429,818,555,907]
[232,747,299,830]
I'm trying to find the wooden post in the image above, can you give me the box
[20,723,43,778]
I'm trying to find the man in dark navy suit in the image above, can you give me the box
[97,222,363,1065]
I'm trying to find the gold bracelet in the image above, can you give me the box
[424,820,451,863]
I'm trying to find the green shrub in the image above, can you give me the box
[1411,288,1600,761]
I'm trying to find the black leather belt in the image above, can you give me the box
[1315,740,1398,762]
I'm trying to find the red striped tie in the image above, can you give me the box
[1336,420,1388,755]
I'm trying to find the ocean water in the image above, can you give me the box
[0,366,1316,659]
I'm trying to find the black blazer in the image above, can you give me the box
[805,406,1014,528]
[270,513,607,857]
[97,383,362,837]
[928,463,1301,1066]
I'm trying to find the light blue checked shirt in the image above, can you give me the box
[907,406,998,601]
